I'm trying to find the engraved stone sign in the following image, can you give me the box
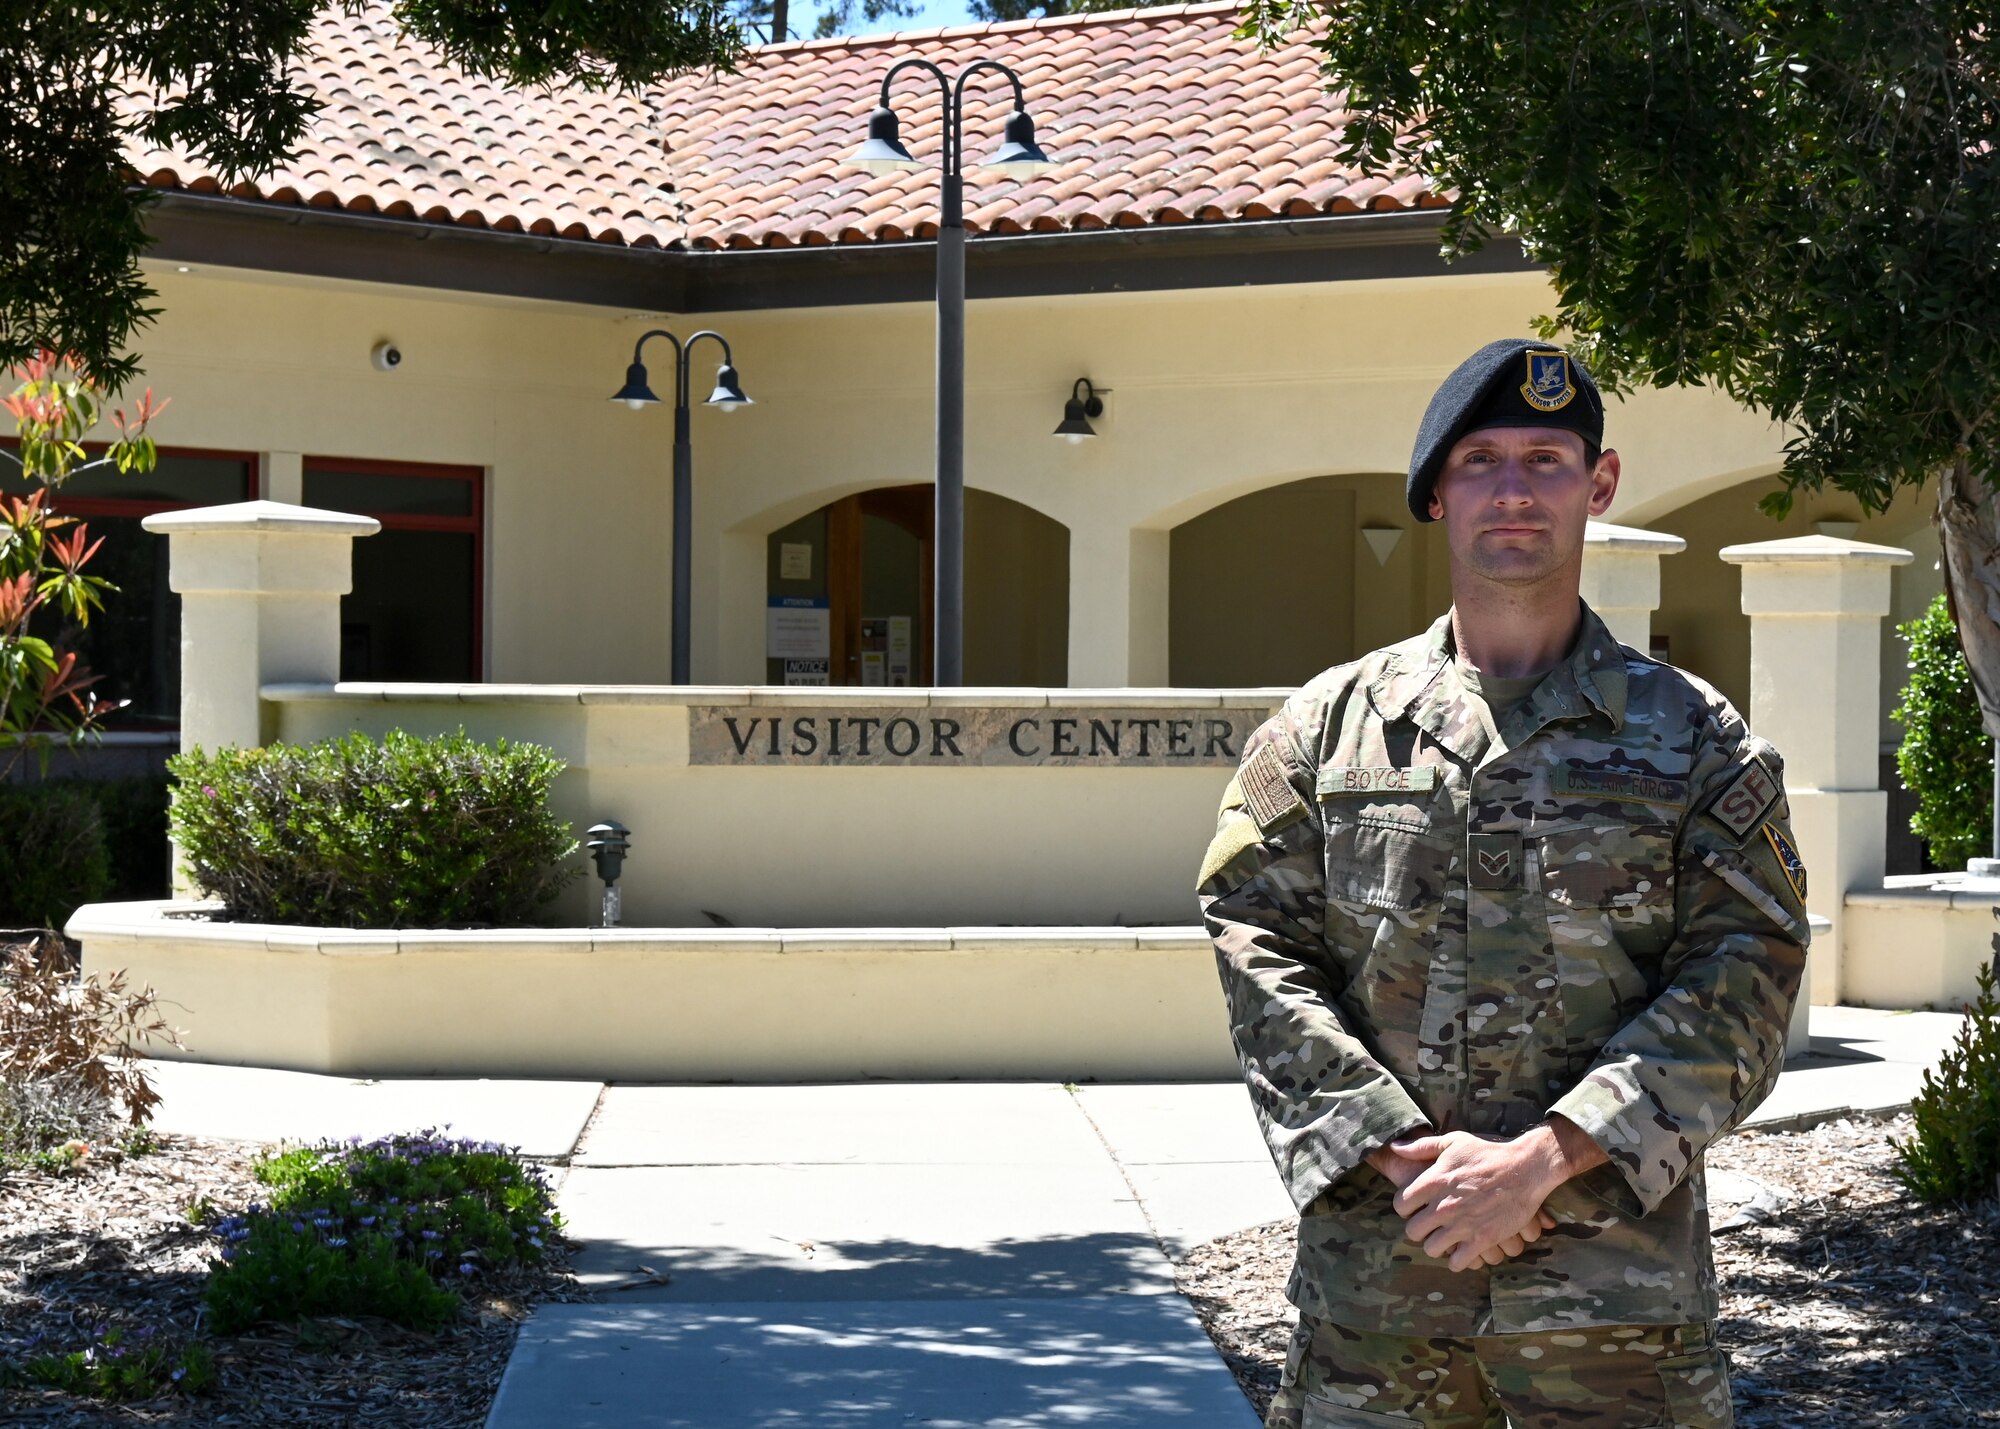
[688,706,1276,767]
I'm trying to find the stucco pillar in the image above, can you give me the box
[1580,521,1684,651]
[1067,525,1169,687]
[258,451,303,504]
[1718,534,1913,1014]
[144,501,381,754]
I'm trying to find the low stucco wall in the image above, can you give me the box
[71,902,1237,1082]
[1843,878,1999,1010]
[259,684,1284,928]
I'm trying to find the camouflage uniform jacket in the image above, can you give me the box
[1199,605,1809,1336]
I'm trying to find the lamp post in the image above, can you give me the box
[611,330,752,685]
[847,61,1056,686]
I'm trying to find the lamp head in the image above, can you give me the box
[611,361,659,410]
[706,363,753,411]
[1053,377,1104,443]
[983,109,1058,175]
[848,106,922,173]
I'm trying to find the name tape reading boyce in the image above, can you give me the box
[688,706,1277,767]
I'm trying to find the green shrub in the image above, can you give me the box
[1891,594,1995,871]
[167,730,580,928]
[0,782,109,929]
[1892,955,2000,1206]
[202,1130,564,1332]
[4,1327,215,1401]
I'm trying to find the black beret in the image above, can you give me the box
[1406,338,1605,522]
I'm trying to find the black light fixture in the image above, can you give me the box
[1054,378,1106,443]
[609,329,752,682]
[844,57,1063,684]
[586,820,631,927]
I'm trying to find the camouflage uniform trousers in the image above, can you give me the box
[1265,1313,1733,1429]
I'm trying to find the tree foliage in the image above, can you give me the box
[1,352,166,776]
[1892,593,1995,870]
[969,0,1172,21]
[736,0,917,43]
[1,1,745,391]
[1245,1,2000,520]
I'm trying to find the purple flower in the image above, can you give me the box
[171,1367,186,1383]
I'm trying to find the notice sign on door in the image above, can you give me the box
[783,659,829,686]
[767,597,830,660]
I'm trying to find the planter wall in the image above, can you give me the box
[71,901,1238,1082]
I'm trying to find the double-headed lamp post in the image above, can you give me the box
[611,330,752,685]
[846,60,1057,686]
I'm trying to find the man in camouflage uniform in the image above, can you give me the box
[1200,339,1810,1428]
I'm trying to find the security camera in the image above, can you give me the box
[370,341,403,372]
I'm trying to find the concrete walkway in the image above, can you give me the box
[132,1006,1964,1428]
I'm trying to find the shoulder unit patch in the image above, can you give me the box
[1239,742,1307,835]
[1706,756,1780,843]
[1763,823,1808,902]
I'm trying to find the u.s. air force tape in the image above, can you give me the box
[1239,743,1306,834]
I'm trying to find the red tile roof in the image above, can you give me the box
[130,2,1442,252]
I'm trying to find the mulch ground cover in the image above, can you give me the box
[1176,1114,2000,1427]
[0,1134,588,1427]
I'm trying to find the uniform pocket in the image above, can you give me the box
[1324,818,1453,910]
[1302,1397,1422,1428]
[1537,819,1676,910]
[1654,1333,1733,1428]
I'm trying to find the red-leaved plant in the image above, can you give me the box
[1,351,168,778]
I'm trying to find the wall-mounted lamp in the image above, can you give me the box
[586,820,631,927]
[1054,378,1107,443]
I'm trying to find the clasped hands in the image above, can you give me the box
[1362,1117,1609,1273]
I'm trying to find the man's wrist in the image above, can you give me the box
[1518,1115,1609,1197]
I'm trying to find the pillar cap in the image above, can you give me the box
[142,499,381,538]
[1717,533,1912,566]
[1584,521,1686,554]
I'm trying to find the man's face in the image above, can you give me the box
[1426,426,1619,586]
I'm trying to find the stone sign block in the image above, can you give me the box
[688,706,1275,767]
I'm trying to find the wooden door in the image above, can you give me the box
[827,485,933,686]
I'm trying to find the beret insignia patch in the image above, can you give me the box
[1239,742,1306,835]
[1521,350,1577,412]
[1763,823,1808,902]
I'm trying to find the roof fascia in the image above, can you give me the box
[145,191,690,311]
[683,212,1533,311]
[143,191,1536,314]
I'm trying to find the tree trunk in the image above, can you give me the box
[1935,455,2000,741]
[771,0,789,40]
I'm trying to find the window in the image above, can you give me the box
[301,459,483,682]
[1,448,257,730]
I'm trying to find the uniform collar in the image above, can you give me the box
[1368,602,1629,743]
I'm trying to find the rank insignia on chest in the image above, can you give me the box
[1317,765,1439,798]
[1468,831,1521,889]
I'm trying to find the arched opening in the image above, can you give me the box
[1648,473,1939,874]
[763,485,1068,686]
[1167,474,1442,687]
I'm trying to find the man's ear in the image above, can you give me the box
[1587,449,1621,516]
[1427,486,1445,521]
